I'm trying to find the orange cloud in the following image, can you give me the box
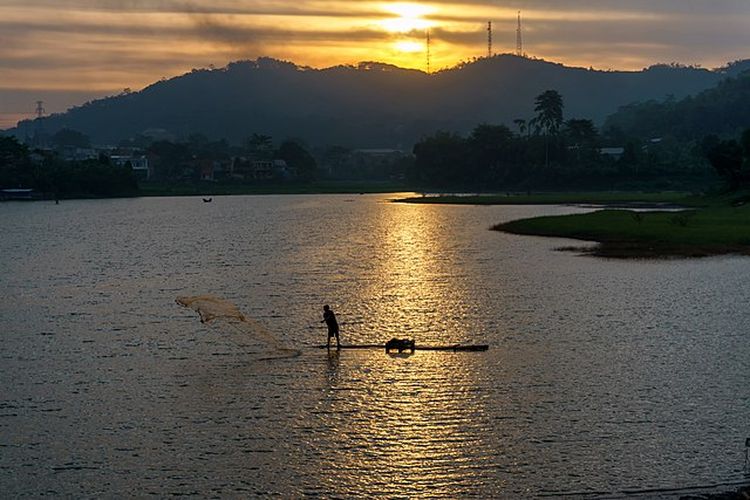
[1,0,749,119]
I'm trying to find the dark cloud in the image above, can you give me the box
[0,0,383,17]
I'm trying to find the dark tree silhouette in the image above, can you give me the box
[276,140,317,181]
[705,139,744,190]
[412,131,468,186]
[564,119,599,164]
[0,136,32,188]
[246,134,273,160]
[513,118,528,137]
[532,90,564,167]
[741,129,750,162]
[533,90,564,136]
[469,124,515,180]
[52,128,91,149]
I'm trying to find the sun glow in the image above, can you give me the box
[393,40,424,53]
[380,2,434,33]
[386,2,433,18]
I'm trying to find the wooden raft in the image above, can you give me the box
[315,343,488,352]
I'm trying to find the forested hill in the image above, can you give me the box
[8,55,740,147]
[604,71,750,140]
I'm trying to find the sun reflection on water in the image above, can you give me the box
[362,203,473,343]
[303,203,493,496]
[313,348,492,497]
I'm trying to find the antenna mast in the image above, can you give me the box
[426,29,431,74]
[516,11,523,57]
[32,100,46,147]
[487,21,493,58]
[35,100,45,120]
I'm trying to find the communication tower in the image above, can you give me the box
[32,100,46,147]
[487,21,493,58]
[426,29,431,74]
[516,11,524,57]
[35,100,45,119]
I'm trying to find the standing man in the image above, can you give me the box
[321,305,341,350]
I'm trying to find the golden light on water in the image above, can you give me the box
[314,203,488,494]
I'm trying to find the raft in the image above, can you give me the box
[315,343,489,352]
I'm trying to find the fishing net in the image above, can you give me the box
[176,295,300,359]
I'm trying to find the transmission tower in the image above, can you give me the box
[487,21,493,58]
[32,100,46,147]
[426,29,431,74]
[516,11,523,57]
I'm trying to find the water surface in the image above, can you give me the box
[1,194,748,497]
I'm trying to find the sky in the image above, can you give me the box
[2,0,750,128]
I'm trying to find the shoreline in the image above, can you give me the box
[493,206,750,259]
[394,190,750,260]
[393,192,700,206]
[0,182,414,202]
[138,180,412,197]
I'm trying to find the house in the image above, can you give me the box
[231,157,277,180]
[60,147,98,162]
[327,148,410,179]
[273,159,296,179]
[251,160,274,180]
[599,147,625,160]
[110,154,150,179]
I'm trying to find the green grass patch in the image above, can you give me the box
[495,204,750,258]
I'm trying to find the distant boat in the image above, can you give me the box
[0,188,42,201]
[202,198,212,203]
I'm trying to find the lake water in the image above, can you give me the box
[1,194,748,498]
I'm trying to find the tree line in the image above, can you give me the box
[136,133,318,182]
[0,136,138,198]
[702,130,750,191]
[409,89,728,190]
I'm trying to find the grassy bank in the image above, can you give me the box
[494,201,750,258]
[139,181,411,197]
[395,191,698,206]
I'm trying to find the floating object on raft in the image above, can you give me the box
[385,338,415,353]
[315,342,489,352]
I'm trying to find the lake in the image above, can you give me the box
[1,194,748,497]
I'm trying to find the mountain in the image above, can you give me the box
[604,70,750,140]
[7,55,741,148]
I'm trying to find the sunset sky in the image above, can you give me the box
[2,0,750,128]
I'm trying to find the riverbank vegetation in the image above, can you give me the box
[490,127,750,258]
[395,191,696,206]
[3,72,749,200]
[495,202,750,258]
[490,185,750,258]
[139,180,409,197]
[0,136,138,199]
[402,115,750,258]
[409,73,750,191]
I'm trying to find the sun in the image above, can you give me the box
[380,2,434,33]
[392,40,424,53]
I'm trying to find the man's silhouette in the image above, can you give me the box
[321,305,340,350]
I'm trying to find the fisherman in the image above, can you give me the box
[321,305,341,349]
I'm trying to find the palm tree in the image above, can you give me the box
[534,90,564,167]
[246,133,273,160]
[513,118,528,137]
